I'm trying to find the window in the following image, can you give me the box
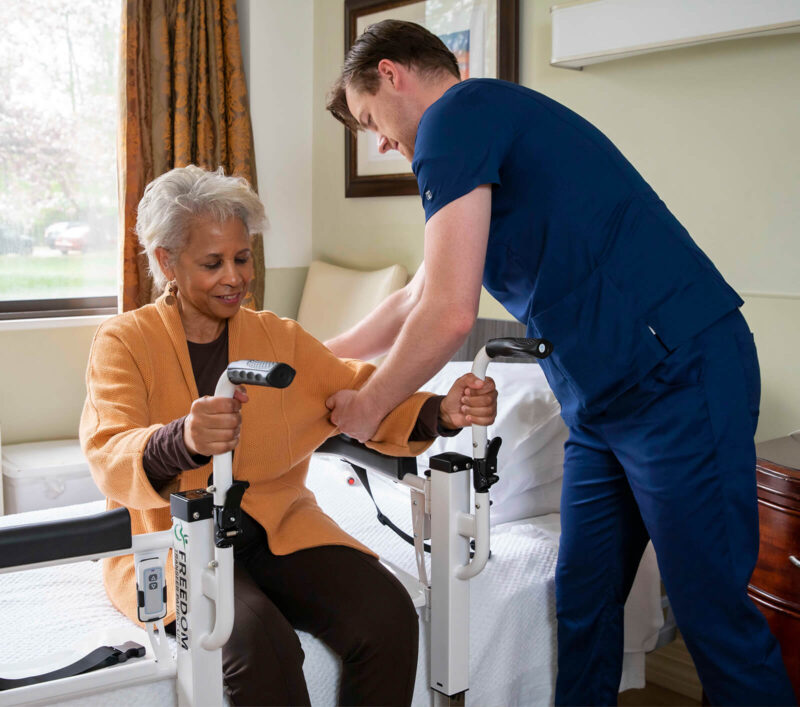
[0,0,120,319]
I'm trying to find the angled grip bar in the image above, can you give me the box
[456,336,552,580]
[202,360,295,651]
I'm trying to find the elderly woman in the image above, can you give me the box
[79,165,497,707]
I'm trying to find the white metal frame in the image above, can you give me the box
[319,345,500,702]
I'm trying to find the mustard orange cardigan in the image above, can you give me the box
[80,293,433,625]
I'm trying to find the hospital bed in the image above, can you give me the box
[0,322,672,707]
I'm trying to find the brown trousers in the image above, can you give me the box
[170,513,418,707]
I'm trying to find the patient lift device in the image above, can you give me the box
[0,337,551,706]
[318,336,552,702]
[0,360,296,707]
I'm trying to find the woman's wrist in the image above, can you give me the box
[438,407,459,430]
[183,414,199,456]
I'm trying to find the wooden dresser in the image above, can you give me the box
[748,432,800,701]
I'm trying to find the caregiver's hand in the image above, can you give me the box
[184,386,249,456]
[439,374,497,429]
[326,389,383,444]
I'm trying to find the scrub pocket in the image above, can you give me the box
[530,268,667,413]
[648,339,705,390]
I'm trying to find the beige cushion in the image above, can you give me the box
[296,260,408,344]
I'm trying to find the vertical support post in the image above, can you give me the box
[171,490,223,707]
[429,454,472,698]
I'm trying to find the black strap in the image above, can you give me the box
[346,461,487,562]
[0,642,145,691]
[345,461,432,553]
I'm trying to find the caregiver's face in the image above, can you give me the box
[170,216,253,326]
[345,72,419,162]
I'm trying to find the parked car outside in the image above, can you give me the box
[0,225,33,255]
[54,224,93,254]
[44,221,85,249]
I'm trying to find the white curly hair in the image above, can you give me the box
[135,165,267,291]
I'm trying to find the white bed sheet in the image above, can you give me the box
[0,454,662,706]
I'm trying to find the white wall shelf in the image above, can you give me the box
[551,0,800,69]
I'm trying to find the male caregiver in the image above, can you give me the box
[323,19,794,707]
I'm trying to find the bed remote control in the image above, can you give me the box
[136,558,167,622]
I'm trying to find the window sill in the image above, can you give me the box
[0,314,113,332]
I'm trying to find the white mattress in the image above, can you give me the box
[0,455,662,706]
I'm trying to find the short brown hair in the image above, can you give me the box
[327,20,460,133]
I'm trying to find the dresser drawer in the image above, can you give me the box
[749,463,800,607]
[749,442,800,702]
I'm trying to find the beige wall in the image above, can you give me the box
[242,0,313,272]
[239,0,313,316]
[311,0,800,441]
[312,1,425,275]
[264,265,309,319]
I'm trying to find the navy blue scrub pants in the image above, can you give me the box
[554,310,795,706]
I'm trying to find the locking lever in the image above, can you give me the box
[214,479,250,548]
[473,436,502,493]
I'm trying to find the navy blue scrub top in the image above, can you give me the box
[412,79,742,422]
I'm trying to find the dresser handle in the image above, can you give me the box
[791,555,800,569]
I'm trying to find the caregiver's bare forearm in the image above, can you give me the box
[324,273,423,359]
[355,187,490,419]
[324,288,406,359]
[328,188,488,442]
[356,297,473,420]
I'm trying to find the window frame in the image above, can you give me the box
[0,0,122,322]
[0,296,117,321]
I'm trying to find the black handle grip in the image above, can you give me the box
[485,337,552,360]
[227,360,296,388]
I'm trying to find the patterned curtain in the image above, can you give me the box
[118,0,264,312]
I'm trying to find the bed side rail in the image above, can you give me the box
[316,434,418,480]
[0,507,132,570]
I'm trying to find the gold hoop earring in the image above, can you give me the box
[165,280,178,306]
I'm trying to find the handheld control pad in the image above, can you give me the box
[136,560,167,623]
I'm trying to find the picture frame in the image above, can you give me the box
[343,0,520,198]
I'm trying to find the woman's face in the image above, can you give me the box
[163,216,254,329]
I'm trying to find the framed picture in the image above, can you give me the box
[343,0,520,198]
